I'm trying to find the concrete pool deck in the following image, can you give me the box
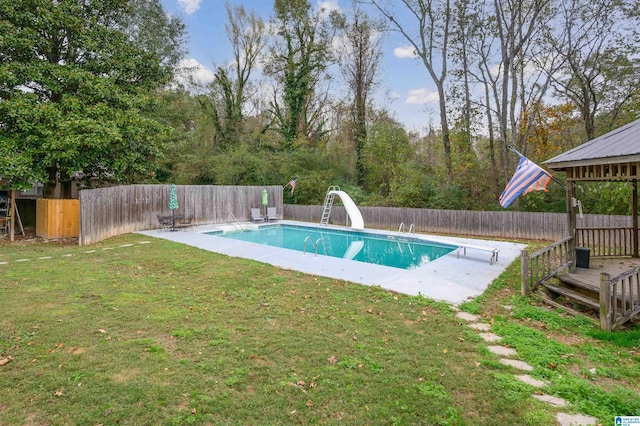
[138,221,527,305]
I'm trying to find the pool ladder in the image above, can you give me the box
[398,222,415,235]
[303,236,327,257]
[228,212,243,230]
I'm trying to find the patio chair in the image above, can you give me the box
[157,214,172,231]
[250,208,264,222]
[266,207,278,222]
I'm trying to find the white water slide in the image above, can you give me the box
[328,190,364,230]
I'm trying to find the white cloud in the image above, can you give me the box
[394,45,418,59]
[176,58,215,87]
[178,0,201,15]
[406,88,439,104]
[317,0,340,18]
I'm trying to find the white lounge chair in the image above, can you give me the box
[266,207,278,221]
[250,208,264,222]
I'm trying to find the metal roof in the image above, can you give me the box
[544,118,640,170]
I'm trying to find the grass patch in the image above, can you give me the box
[0,234,638,424]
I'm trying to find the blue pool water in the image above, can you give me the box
[208,224,457,270]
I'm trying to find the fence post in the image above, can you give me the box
[600,273,612,331]
[521,248,529,296]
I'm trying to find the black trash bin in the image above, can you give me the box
[575,247,590,268]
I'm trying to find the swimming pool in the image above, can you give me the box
[208,224,457,270]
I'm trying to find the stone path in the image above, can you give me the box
[455,310,598,426]
[0,241,152,266]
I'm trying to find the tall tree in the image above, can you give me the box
[265,0,337,150]
[335,8,383,186]
[546,0,640,140]
[449,0,480,152]
[365,0,454,176]
[0,0,183,196]
[491,0,552,173]
[462,0,553,183]
[362,112,413,197]
[113,0,187,71]
[208,2,267,146]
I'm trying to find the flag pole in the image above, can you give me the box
[507,145,565,188]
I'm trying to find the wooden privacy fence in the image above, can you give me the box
[80,186,638,249]
[79,185,283,245]
[286,205,570,240]
[285,205,637,244]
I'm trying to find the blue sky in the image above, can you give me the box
[159,0,441,133]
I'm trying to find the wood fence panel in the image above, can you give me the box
[80,185,283,245]
[285,205,574,241]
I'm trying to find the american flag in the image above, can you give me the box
[499,157,551,208]
[288,178,297,195]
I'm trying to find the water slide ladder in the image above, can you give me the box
[320,186,340,225]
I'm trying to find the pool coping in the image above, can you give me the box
[138,221,527,305]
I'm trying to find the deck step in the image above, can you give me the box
[541,283,599,310]
[555,273,599,293]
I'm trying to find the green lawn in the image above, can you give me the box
[1,234,638,425]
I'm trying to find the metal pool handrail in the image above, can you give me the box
[228,212,243,230]
[398,222,416,235]
[303,236,327,257]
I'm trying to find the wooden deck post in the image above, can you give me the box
[10,190,15,242]
[633,180,638,258]
[521,248,529,296]
[600,273,613,331]
[567,180,577,273]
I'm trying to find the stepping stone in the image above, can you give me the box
[556,412,598,426]
[515,374,547,388]
[468,323,491,331]
[478,332,502,342]
[487,345,517,356]
[455,311,479,322]
[533,394,568,407]
[499,359,534,371]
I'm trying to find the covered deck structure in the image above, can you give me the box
[522,118,640,330]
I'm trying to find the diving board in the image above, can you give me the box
[456,244,500,265]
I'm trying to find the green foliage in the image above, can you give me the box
[362,116,412,197]
[588,327,640,348]
[490,321,576,368]
[549,373,640,419]
[0,0,182,194]
[509,297,596,333]
[266,0,336,149]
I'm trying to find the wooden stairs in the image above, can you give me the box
[538,273,600,319]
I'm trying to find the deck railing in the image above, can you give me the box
[600,268,640,330]
[521,236,573,296]
[576,227,634,257]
